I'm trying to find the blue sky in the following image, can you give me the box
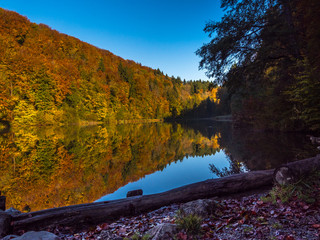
[0,0,224,80]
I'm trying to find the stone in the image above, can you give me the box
[146,223,178,240]
[5,207,22,216]
[10,231,61,240]
[0,212,12,237]
[179,199,214,218]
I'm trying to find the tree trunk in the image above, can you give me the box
[11,155,320,233]
[12,169,274,232]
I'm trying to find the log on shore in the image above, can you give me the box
[12,155,320,233]
[273,154,320,185]
[12,169,274,232]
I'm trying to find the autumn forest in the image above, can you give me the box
[1,0,320,215]
[0,8,221,127]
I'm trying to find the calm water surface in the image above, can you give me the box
[0,120,317,211]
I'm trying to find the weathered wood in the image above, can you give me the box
[285,154,320,176]
[0,212,12,237]
[11,155,320,233]
[273,166,295,185]
[274,155,320,185]
[12,169,274,232]
[127,189,143,198]
[308,135,320,145]
[0,196,6,211]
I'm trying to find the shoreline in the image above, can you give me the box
[2,155,318,235]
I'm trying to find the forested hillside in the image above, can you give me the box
[198,0,320,132]
[0,8,217,126]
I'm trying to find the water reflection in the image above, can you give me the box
[0,121,317,212]
[98,152,228,201]
[0,122,220,211]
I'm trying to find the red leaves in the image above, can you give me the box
[70,205,179,239]
[176,232,188,240]
[95,223,109,233]
[43,190,320,240]
[284,235,295,240]
[257,200,264,205]
[100,223,109,230]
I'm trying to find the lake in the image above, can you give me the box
[0,120,317,212]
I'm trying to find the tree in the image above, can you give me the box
[197,0,320,131]
[0,8,219,125]
[97,58,105,72]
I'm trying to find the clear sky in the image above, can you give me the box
[0,0,224,81]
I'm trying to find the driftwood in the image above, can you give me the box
[11,155,320,233]
[273,166,296,185]
[273,154,320,185]
[12,169,274,232]
[127,189,143,198]
[0,212,12,237]
[0,195,6,211]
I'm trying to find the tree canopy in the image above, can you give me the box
[197,0,320,131]
[0,8,218,126]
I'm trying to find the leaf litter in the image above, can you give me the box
[46,190,320,240]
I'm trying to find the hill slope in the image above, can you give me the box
[0,8,217,126]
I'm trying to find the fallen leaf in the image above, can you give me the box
[303,205,310,210]
[257,200,264,205]
[176,232,187,240]
[284,235,295,240]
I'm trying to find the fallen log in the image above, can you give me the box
[0,195,6,211]
[12,169,274,232]
[273,165,296,185]
[0,212,12,237]
[11,155,320,233]
[127,189,143,198]
[273,154,320,185]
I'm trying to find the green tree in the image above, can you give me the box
[97,57,105,72]
[118,62,133,83]
[197,0,320,131]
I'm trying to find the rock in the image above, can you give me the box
[0,212,12,237]
[8,231,61,240]
[179,199,214,218]
[146,223,178,240]
[126,189,143,198]
[5,207,22,216]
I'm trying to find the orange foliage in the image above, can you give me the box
[0,8,217,125]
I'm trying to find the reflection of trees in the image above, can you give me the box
[214,124,318,172]
[0,122,221,211]
[209,155,246,177]
[184,120,317,177]
[2,120,315,212]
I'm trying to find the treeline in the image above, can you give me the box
[173,86,231,119]
[0,8,217,126]
[197,0,320,132]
